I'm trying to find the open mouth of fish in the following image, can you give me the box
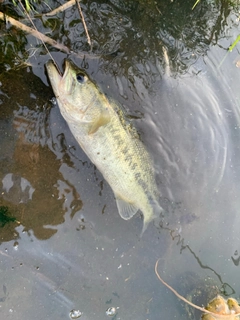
[45,59,72,94]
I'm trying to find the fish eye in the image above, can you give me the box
[76,73,85,83]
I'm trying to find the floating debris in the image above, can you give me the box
[106,307,117,316]
[202,295,240,319]
[69,309,82,319]
[13,241,19,251]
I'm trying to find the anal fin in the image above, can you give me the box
[115,197,139,220]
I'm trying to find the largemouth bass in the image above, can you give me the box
[45,59,162,233]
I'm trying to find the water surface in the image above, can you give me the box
[0,0,240,319]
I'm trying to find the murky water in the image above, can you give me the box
[0,0,240,319]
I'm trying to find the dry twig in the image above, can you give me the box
[0,11,71,54]
[44,0,76,16]
[0,11,99,60]
[75,0,92,49]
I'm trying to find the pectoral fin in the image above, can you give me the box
[88,108,111,134]
[115,197,139,220]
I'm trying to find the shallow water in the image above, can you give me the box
[0,0,240,319]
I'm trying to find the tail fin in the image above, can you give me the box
[140,201,163,237]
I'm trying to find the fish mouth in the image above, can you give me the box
[46,59,75,96]
[45,60,63,95]
[46,59,81,82]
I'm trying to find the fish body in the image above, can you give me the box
[45,59,162,232]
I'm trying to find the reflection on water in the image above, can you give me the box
[1,173,35,203]
[0,0,240,319]
[0,68,84,241]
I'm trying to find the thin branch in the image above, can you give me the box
[18,0,62,74]
[75,0,92,49]
[44,0,76,17]
[192,0,200,10]
[0,11,71,54]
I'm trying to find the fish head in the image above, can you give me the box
[45,59,99,118]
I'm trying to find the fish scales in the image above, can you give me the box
[46,59,162,233]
